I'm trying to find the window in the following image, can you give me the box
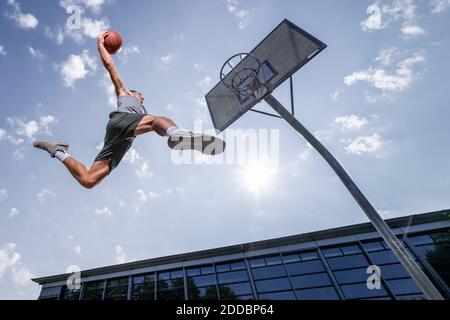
[322,248,342,258]
[334,267,369,285]
[157,269,185,300]
[409,235,434,246]
[39,286,62,300]
[295,287,339,300]
[131,274,155,300]
[187,265,217,300]
[60,286,80,300]
[326,254,368,271]
[190,274,216,287]
[285,260,325,276]
[83,281,105,300]
[188,283,217,300]
[368,250,399,265]
[259,291,296,300]
[300,251,319,261]
[340,245,361,255]
[219,282,253,299]
[362,241,384,252]
[265,256,283,266]
[104,277,129,300]
[282,253,301,264]
[252,265,287,280]
[216,261,254,300]
[218,270,249,284]
[341,283,388,299]
[379,264,410,280]
[254,278,292,293]
[290,273,331,290]
[387,278,422,296]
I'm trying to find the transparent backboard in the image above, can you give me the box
[205,19,326,132]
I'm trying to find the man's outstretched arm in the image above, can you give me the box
[97,31,128,97]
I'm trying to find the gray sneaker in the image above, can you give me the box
[168,133,226,155]
[33,141,69,158]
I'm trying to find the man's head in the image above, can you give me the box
[130,90,144,104]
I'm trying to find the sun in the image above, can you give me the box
[238,161,277,195]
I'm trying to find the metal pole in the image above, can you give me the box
[264,94,444,300]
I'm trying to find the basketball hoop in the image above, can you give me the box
[220,53,267,98]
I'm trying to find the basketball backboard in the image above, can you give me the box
[205,19,327,132]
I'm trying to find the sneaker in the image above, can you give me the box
[33,141,69,158]
[168,133,225,155]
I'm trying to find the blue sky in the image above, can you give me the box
[0,0,449,299]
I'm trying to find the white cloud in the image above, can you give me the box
[6,118,38,139]
[135,160,154,179]
[137,189,160,203]
[0,189,8,203]
[99,72,116,107]
[331,88,343,102]
[115,245,127,264]
[37,189,56,204]
[9,208,20,219]
[0,129,6,140]
[344,133,386,156]
[59,50,97,88]
[80,17,109,38]
[401,24,426,36]
[344,52,425,92]
[95,206,112,216]
[197,76,212,91]
[361,3,385,32]
[0,45,6,56]
[122,148,154,179]
[335,115,369,131]
[74,245,82,255]
[5,115,58,144]
[85,0,106,13]
[118,46,141,64]
[0,243,34,286]
[28,47,45,60]
[431,0,450,13]
[193,63,204,70]
[375,47,398,66]
[12,266,34,286]
[158,54,175,69]
[361,0,420,33]
[44,25,65,45]
[226,0,252,29]
[123,148,141,164]
[60,0,108,14]
[6,0,39,30]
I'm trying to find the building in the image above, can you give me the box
[33,210,450,300]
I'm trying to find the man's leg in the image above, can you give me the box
[133,114,226,155]
[33,141,110,189]
[62,158,110,189]
[134,114,177,136]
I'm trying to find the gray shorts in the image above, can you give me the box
[95,112,145,172]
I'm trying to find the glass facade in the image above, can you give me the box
[43,225,449,301]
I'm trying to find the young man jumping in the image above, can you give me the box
[33,31,225,189]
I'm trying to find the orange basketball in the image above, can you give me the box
[104,30,123,55]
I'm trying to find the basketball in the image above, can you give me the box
[104,30,123,55]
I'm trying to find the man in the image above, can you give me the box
[33,31,225,189]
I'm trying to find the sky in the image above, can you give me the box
[0,0,449,300]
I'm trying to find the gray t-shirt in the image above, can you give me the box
[110,96,147,117]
